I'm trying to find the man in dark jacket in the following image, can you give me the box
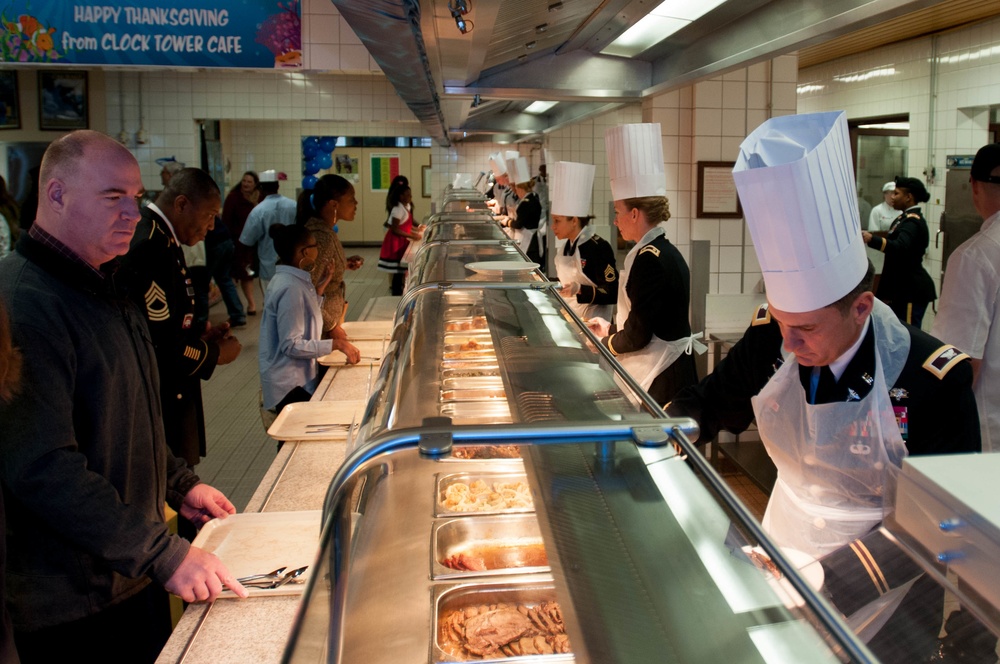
[862,176,937,327]
[0,131,247,664]
[121,168,242,468]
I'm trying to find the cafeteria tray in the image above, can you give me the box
[340,320,394,340]
[266,400,365,441]
[318,339,386,366]
[191,510,322,597]
[436,472,534,517]
[432,515,549,580]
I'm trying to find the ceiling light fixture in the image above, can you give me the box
[525,101,557,114]
[601,0,726,57]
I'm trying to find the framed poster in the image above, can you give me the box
[697,161,742,218]
[421,165,432,198]
[38,71,88,131]
[369,153,399,192]
[0,71,20,129]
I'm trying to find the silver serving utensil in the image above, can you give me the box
[269,565,309,589]
[236,566,286,583]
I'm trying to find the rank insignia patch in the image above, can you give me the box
[144,282,169,322]
[604,264,616,282]
[751,303,771,326]
[923,345,969,379]
[639,245,660,257]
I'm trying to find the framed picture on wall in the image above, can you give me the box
[697,161,742,218]
[0,71,20,129]
[38,71,89,131]
[421,165,432,198]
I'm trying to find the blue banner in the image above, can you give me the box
[0,1,301,68]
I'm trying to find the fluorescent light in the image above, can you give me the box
[833,67,896,83]
[525,101,558,114]
[796,84,825,94]
[601,0,727,57]
[857,122,910,130]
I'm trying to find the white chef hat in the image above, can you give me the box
[489,152,508,175]
[542,149,555,166]
[733,111,868,313]
[882,181,896,192]
[259,169,279,183]
[550,162,595,218]
[452,173,474,188]
[509,156,532,185]
[605,123,666,200]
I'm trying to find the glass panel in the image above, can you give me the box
[407,243,542,288]
[856,133,908,215]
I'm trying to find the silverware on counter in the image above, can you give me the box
[236,566,286,583]
[228,565,309,591]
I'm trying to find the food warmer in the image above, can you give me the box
[424,211,496,226]
[280,284,876,663]
[422,220,510,244]
[406,242,545,292]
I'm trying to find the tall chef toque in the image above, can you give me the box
[508,156,531,185]
[550,162,595,218]
[489,152,508,175]
[733,111,868,313]
[605,123,666,200]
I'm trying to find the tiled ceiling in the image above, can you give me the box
[799,0,1000,69]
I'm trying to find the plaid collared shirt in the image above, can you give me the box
[28,224,105,281]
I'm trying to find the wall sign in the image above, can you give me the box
[0,1,301,68]
[697,161,742,218]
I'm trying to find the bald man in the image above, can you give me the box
[0,131,246,664]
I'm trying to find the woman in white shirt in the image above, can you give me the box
[259,224,360,414]
[377,183,422,295]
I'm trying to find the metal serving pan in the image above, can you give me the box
[436,472,534,517]
[441,367,501,380]
[434,581,573,662]
[442,377,504,391]
[441,388,506,402]
[432,515,549,581]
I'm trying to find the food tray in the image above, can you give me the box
[432,515,549,580]
[434,581,572,662]
[443,349,497,360]
[190,511,322,597]
[340,320,394,340]
[441,359,499,371]
[442,367,501,380]
[445,317,489,332]
[441,388,506,402]
[436,472,534,517]
[266,400,364,441]
[318,339,386,366]
[440,401,512,425]
[448,444,523,461]
[442,377,504,391]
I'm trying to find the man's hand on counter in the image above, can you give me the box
[180,483,237,527]
[166,547,249,601]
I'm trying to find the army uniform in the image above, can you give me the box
[866,206,936,324]
[603,231,698,405]
[566,230,618,311]
[121,205,220,467]
[670,302,981,456]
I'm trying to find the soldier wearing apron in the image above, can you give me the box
[588,123,703,404]
[550,161,617,322]
[667,112,982,662]
[507,156,545,265]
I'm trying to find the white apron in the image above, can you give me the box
[613,227,705,392]
[554,227,612,321]
[752,301,910,558]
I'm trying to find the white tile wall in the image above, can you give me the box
[798,14,1000,329]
